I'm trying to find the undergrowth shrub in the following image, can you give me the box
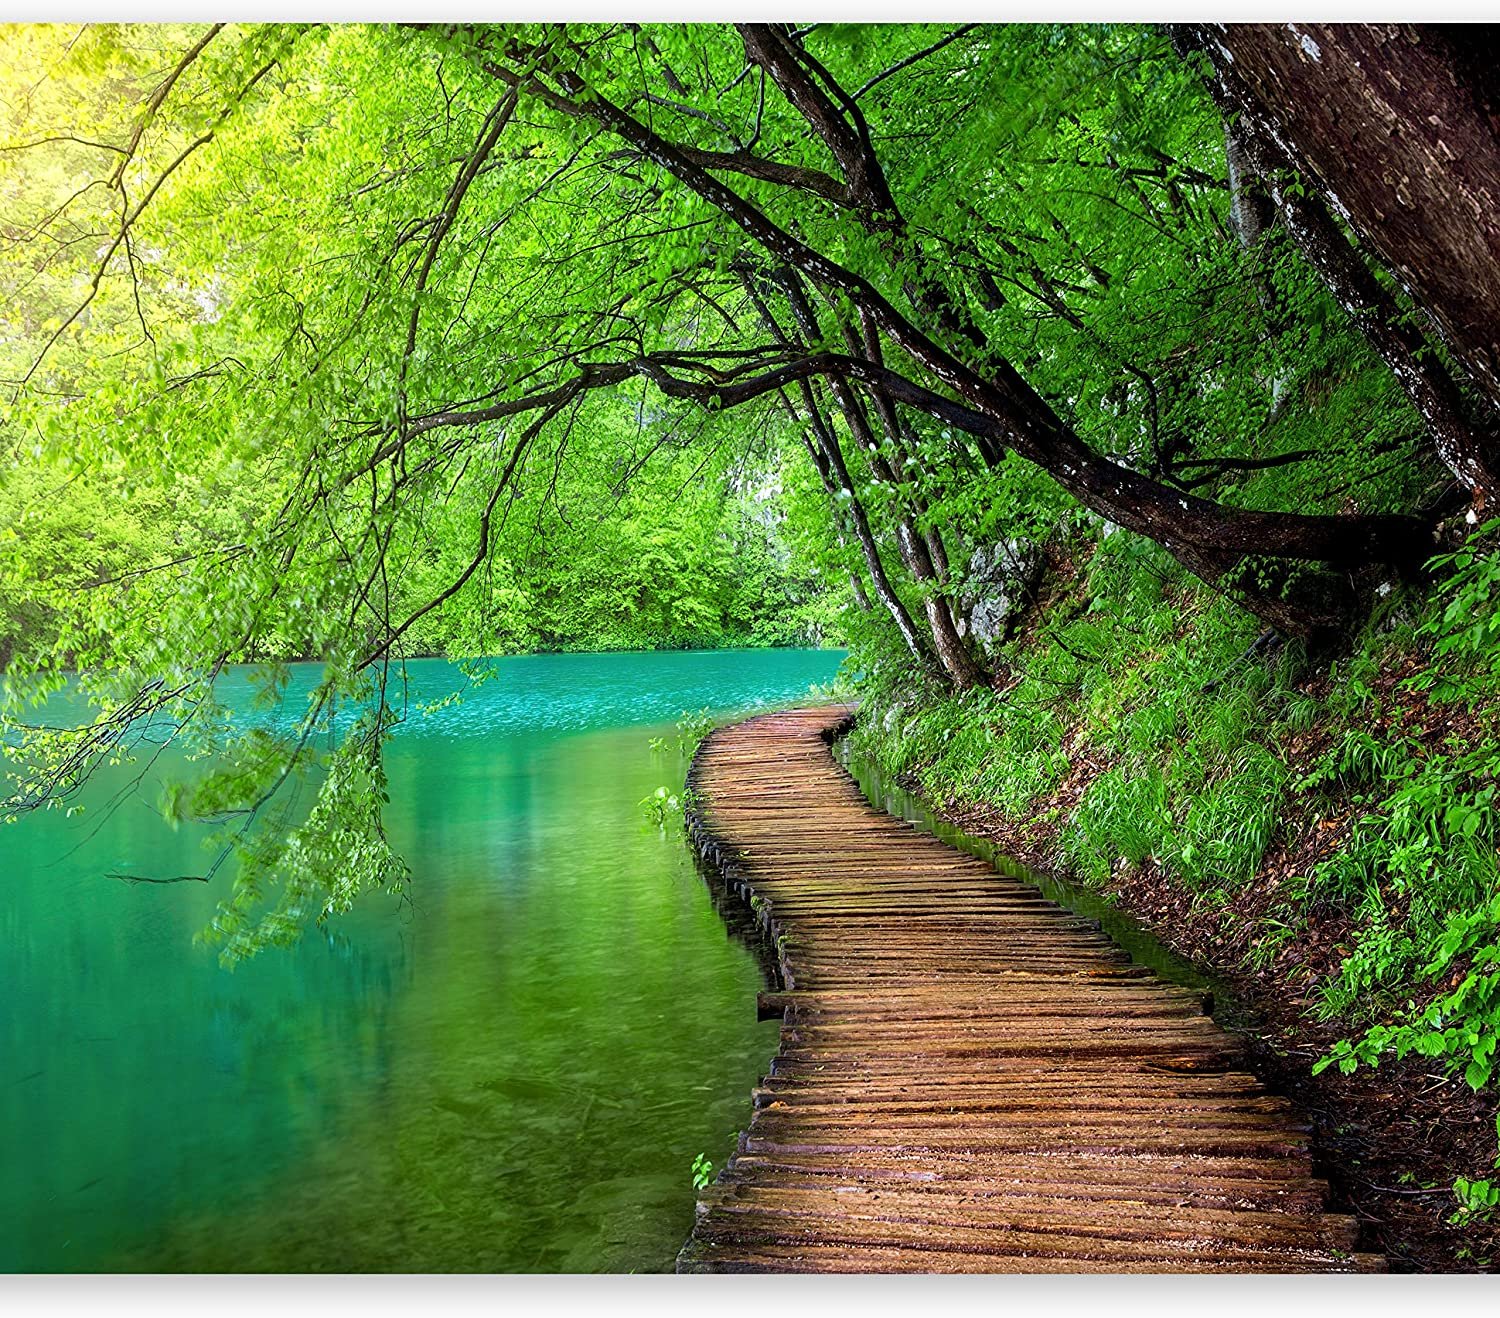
[1175,745,1286,887]
[1314,526,1500,1081]
[1066,765,1172,884]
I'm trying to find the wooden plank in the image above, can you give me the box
[676,705,1383,1274]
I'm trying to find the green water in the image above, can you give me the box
[1,648,843,1273]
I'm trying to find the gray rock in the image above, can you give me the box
[964,538,1045,652]
[1082,509,1123,538]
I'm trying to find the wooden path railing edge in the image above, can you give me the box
[682,702,859,998]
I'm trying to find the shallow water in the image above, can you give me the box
[1,648,843,1273]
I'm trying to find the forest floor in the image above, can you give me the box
[921,722,1500,1273]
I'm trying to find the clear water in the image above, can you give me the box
[0,648,844,1273]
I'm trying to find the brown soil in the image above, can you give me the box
[913,666,1500,1273]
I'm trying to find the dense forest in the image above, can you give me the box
[3,21,1500,1262]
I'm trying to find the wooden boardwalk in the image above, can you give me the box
[677,705,1382,1274]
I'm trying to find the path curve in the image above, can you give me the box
[677,705,1383,1274]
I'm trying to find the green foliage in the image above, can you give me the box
[1295,534,1500,1099]
[0,21,846,955]
[0,18,1477,997]
[3,14,1497,1236]
[1412,516,1500,704]
[674,709,717,755]
[855,510,1500,1208]
[1452,1176,1500,1228]
[639,785,682,828]
[690,1152,715,1191]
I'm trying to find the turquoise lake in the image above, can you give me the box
[0,648,845,1272]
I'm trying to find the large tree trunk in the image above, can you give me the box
[1183,23,1500,500]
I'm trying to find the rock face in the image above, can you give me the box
[881,701,906,736]
[964,539,1045,652]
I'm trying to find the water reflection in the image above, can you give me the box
[1,649,843,1272]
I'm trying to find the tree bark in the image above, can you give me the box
[1224,119,1276,250]
[1182,23,1500,500]
[847,564,873,612]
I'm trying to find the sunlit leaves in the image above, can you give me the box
[0,19,1446,956]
